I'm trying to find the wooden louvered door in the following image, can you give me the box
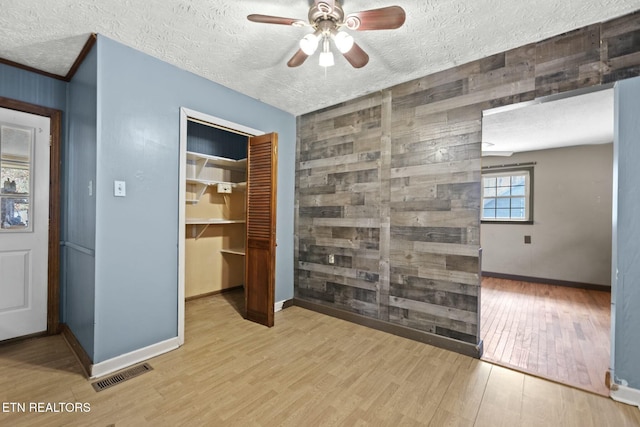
[245,132,278,327]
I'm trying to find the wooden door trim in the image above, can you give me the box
[0,96,62,335]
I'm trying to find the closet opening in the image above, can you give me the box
[185,120,248,303]
[178,108,267,345]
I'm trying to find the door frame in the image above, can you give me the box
[178,107,264,345]
[0,96,62,336]
[478,84,616,393]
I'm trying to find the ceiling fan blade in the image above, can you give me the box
[342,42,369,68]
[345,6,406,31]
[287,49,309,67]
[247,14,305,26]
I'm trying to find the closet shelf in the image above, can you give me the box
[220,248,246,256]
[186,218,246,225]
[186,151,247,171]
[186,178,246,188]
[186,179,246,204]
[186,218,246,239]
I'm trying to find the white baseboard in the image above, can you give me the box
[90,337,179,379]
[610,384,640,409]
[274,300,285,312]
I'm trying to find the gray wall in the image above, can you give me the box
[613,76,640,389]
[91,36,296,362]
[296,91,483,349]
[65,44,98,356]
[295,11,640,363]
[482,143,613,286]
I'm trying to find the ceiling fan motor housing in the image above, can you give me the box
[309,2,344,28]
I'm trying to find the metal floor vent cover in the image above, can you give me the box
[91,363,153,392]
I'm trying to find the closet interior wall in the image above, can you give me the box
[185,121,248,299]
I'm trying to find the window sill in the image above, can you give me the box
[481,220,534,225]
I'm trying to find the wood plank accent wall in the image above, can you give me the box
[294,11,640,353]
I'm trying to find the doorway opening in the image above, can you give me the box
[479,86,614,395]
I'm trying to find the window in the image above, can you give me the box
[1,123,33,231]
[482,168,532,223]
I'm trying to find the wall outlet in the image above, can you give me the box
[524,235,532,244]
[218,183,232,194]
[114,180,126,197]
[328,254,335,264]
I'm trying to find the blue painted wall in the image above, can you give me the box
[0,37,295,364]
[65,45,98,358]
[613,76,640,389]
[0,63,67,111]
[92,35,296,362]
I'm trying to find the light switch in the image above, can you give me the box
[114,180,126,197]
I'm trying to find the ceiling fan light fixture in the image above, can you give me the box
[248,3,406,69]
[319,51,335,67]
[299,33,320,55]
[332,31,354,53]
[319,37,335,67]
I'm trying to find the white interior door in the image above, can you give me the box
[0,107,50,341]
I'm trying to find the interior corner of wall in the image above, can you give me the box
[610,379,640,409]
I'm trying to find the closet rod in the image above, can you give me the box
[187,117,253,137]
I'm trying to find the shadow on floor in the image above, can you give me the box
[0,334,86,376]
[219,287,245,317]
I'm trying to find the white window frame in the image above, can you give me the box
[481,167,533,223]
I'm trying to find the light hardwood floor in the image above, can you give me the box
[481,277,611,396]
[1,290,638,426]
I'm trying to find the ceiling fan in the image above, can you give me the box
[247,0,406,68]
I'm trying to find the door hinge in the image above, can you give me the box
[49,135,53,147]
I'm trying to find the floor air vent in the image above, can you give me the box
[91,363,153,392]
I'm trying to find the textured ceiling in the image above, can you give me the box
[1,1,638,116]
[482,88,614,156]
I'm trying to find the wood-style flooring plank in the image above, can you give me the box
[480,277,611,396]
[0,288,635,426]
